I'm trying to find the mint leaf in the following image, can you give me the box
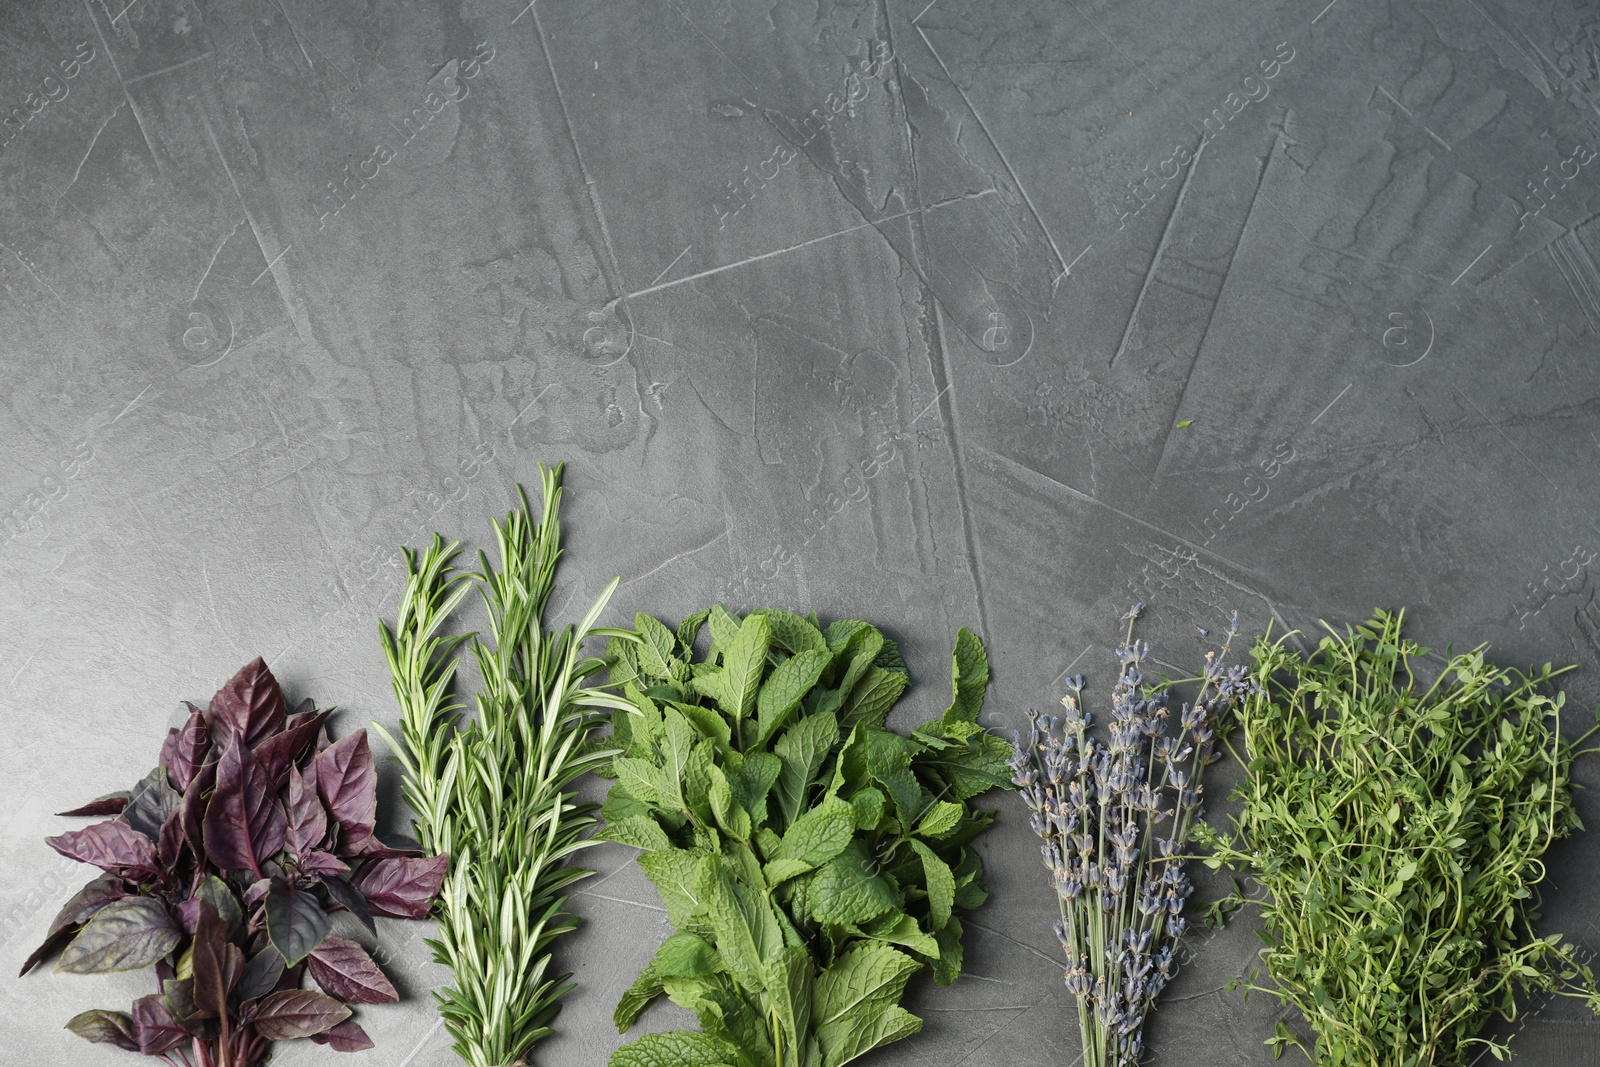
[819,628,885,717]
[865,730,923,826]
[840,666,909,730]
[719,613,770,721]
[762,857,814,885]
[602,814,673,852]
[854,911,939,959]
[637,849,712,929]
[944,628,987,723]
[931,915,964,986]
[752,608,828,655]
[676,701,733,752]
[708,766,751,841]
[915,800,963,837]
[615,933,725,1031]
[698,862,774,988]
[774,797,855,869]
[610,1030,739,1067]
[757,650,833,745]
[849,788,885,830]
[807,842,899,926]
[676,609,711,655]
[774,711,839,826]
[910,840,955,930]
[636,613,685,681]
[707,605,741,654]
[823,619,871,653]
[734,752,781,826]
[760,946,813,1054]
[614,758,665,808]
[875,639,908,676]
[661,708,700,810]
[813,943,924,1067]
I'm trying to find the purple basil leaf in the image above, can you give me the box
[348,854,447,920]
[64,1009,140,1051]
[265,879,332,966]
[162,977,210,1028]
[162,704,212,791]
[157,809,185,871]
[236,946,286,1002]
[248,989,351,1040]
[319,875,377,936]
[125,766,182,841]
[209,657,288,749]
[242,877,273,909]
[57,897,181,974]
[256,710,328,785]
[203,736,288,878]
[302,850,351,878]
[19,875,126,976]
[45,819,158,876]
[192,898,245,1016]
[132,993,188,1055]
[179,757,217,857]
[310,1017,374,1052]
[349,832,425,858]
[287,764,329,859]
[55,791,132,817]
[19,927,77,977]
[306,935,398,1004]
[159,727,178,773]
[48,875,127,937]
[273,958,305,994]
[314,731,377,851]
[194,874,245,938]
[291,696,317,718]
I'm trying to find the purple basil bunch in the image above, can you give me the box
[21,658,448,1067]
[1010,606,1257,1067]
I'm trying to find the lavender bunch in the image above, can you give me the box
[1011,606,1256,1067]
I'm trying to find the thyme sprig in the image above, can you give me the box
[1197,609,1600,1066]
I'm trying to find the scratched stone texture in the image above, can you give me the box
[4,0,1600,1063]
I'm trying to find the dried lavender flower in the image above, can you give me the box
[1010,608,1251,1067]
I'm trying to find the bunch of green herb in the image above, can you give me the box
[600,608,1012,1067]
[1195,609,1600,1066]
[378,465,631,1067]
[1011,605,1255,1067]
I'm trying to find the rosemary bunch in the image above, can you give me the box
[1011,606,1255,1067]
[376,465,632,1066]
[1197,609,1600,1066]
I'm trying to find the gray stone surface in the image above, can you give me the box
[3,0,1600,1063]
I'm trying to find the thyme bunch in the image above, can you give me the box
[1197,609,1600,1066]
[377,466,632,1066]
[1012,606,1255,1066]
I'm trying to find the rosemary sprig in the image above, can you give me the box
[376,465,633,1066]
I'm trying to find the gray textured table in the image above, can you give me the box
[4,0,1600,1063]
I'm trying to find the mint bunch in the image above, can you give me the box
[600,607,1012,1067]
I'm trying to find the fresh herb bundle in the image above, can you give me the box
[1011,606,1254,1067]
[25,658,446,1066]
[379,465,630,1067]
[1196,610,1600,1065]
[599,607,1012,1067]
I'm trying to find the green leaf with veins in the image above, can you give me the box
[600,611,1008,1067]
